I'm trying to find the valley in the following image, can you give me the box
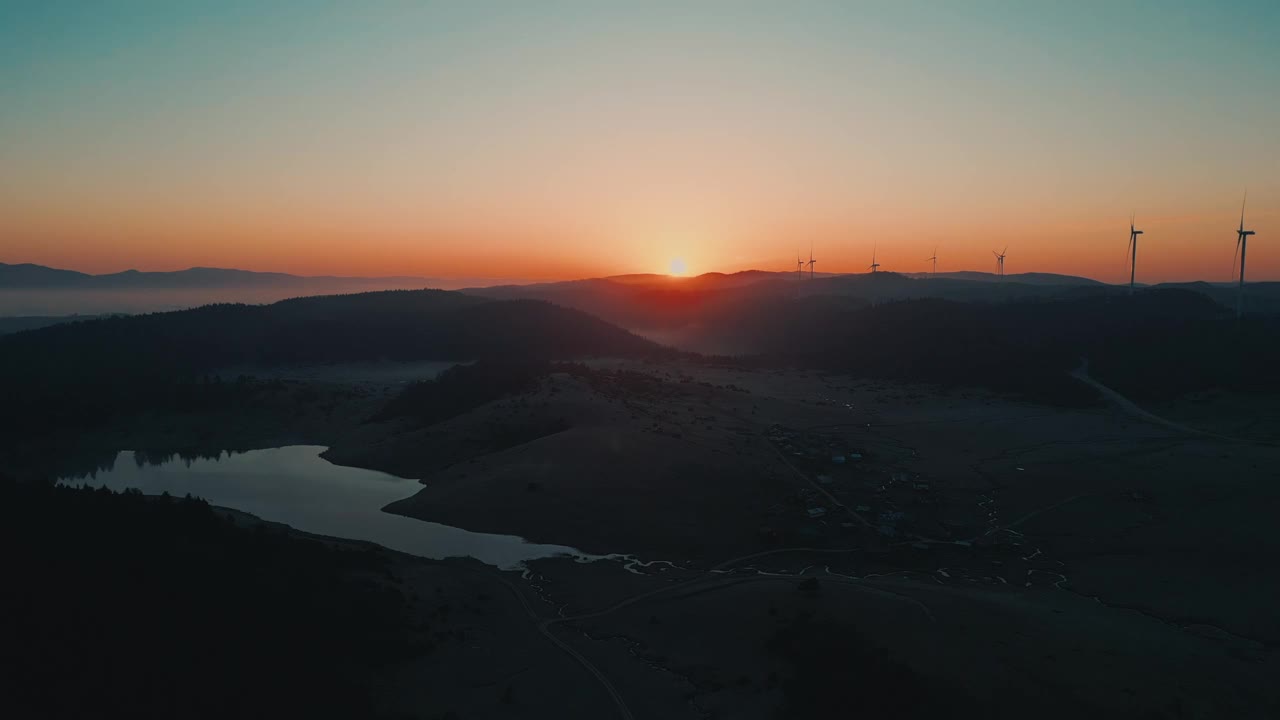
[37,356,1279,718]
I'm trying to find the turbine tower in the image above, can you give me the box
[1234,192,1257,319]
[1126,213,1144,293]
[992,247,1007,278]
[926,246,938,278]
[806,242,817,280]
[868,243,881,273]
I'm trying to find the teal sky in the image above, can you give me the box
[2,1,1277,281]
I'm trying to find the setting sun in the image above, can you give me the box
[668,257,688,276]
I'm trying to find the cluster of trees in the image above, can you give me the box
[372,359,592,426]
[0,477,425,719]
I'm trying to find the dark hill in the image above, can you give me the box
[726,289,1280,404]
[811,272,1115,303]
[1,478,423,719]
[0,289,663,436]
[1153,281,1280,315]
[0,314,113,336]
[1,289,657,372]
[463,272,1122,351]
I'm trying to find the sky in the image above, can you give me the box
[1,1,1277,283]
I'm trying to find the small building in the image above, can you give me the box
[831,455,846,465]
[806,507,827,519]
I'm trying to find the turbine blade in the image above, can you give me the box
[1231,236,1241,281]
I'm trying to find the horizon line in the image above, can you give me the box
[2,259,1272,288]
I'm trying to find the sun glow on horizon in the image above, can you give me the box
[0,4,1277,284]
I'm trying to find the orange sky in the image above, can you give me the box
[4,193,1273,284]
[1,3,1276,284]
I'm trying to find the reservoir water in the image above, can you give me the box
[59,445,587,570]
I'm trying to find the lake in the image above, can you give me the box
[59,445,589,570]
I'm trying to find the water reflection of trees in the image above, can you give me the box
[131,448,238,469]
[55,448,249,483]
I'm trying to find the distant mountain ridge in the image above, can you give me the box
[0,263,93,287]
[462,269,1280,352]
[8,263,1279,332]
[0,262,1127,294]
[0,262,432,289]
[904,270,1105,286]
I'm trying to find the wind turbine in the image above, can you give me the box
[1126,213,1143,293]
[868,243,881,273]
[926,246,938,278]
[992,247,1007,278]
[806,242,817,280]
[796,251,804,281]
[1233,192,1257,319]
